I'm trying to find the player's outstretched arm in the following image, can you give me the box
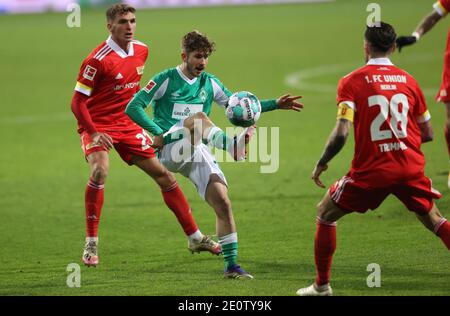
[312,119,352,188]
[260,94,303,113]
[397,10,442,52]
[276,94,303,111]
[419,120,434,143]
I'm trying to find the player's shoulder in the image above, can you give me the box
[151,67,176,82]
[132,39,148,48]
[132,39,149,54]
[202,71,222,83]
[338,65,366,86]
[390,65,420,86]
[83,41,112,64]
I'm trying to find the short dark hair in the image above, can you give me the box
[181,30,216,56]
[106,4,135,22]
[365,22,397,53]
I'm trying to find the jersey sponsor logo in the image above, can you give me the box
[83,65,97,81]
[115,73,123,80]
[144,80,156,93]
[114,81,140,91]
[136,66,145,75]
[172,103,203,119]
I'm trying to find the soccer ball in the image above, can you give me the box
[225,91,261,127]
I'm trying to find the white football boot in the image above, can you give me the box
[82,239,99,267]
[188,235,222,255]
[296,283,333,296]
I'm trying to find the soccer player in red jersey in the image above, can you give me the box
[71,4,220,267]
[397,0,450,189]
[297,22,450,296]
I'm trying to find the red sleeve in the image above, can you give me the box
[71,91,97,134]
[336,75,355,106]
[74,57,103,97]
[144,45,149,63]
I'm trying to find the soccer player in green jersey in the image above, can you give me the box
[126,30,302,279]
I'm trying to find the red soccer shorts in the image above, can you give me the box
[437,30,450,103]
[329,173,442,215]
[80,126,156,165]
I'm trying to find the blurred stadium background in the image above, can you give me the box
[0,0,449,295]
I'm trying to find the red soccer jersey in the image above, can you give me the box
[74,36,148,133]
[337,58,430,186]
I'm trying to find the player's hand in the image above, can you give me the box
[396,36,417,52]
[276,94,303,112]
[91,132,113,149]
[311,163,328,188]
[151,134,164,150]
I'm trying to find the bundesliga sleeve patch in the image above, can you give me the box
[83,65,97,81]
[143,80,157,93]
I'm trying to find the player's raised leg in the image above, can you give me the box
[83,150,109,267]
[205,175,253,279]
[182,112,255,161]
[296,192,347,296]
[132,156,221,255]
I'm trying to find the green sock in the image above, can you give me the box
[219,233,239,269]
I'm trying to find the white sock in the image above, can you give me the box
[86,237,98,243]
[188,230,204,243]
[218,232,238,245]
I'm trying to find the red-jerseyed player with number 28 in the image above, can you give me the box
[71,4,220,267]
[297,22,450,296]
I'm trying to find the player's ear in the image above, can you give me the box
[391,42,397,54]
[363,40,370,56]
[181,51,187,62]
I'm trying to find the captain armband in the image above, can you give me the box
[416,110,431,123]
[336,102,354,122]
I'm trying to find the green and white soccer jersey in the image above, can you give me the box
[136,66,232,133]
[128,66,232,199]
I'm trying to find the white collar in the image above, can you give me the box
[106,36,134,58]
[366,57,393,66]
[176,65,198,85]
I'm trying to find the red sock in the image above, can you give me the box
[314,217,337,286]
[85,178,104,238]
[161,182,198,236]
[434,218,450,250]
[445,126,450,156]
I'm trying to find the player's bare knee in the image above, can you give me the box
[316,200,328,218]
[91,166,108,183]
[214,196,232,215]
[156,169,175,188]
[193,112,212,127]
[193,112,208,121]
